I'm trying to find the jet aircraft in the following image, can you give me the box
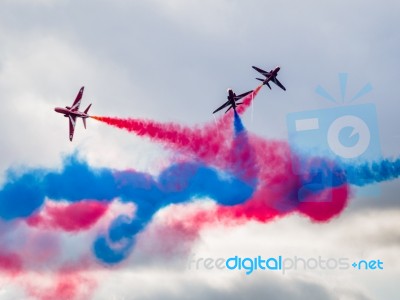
[252,66,286,91]
[213,89,253,114]
[54,86,91,141]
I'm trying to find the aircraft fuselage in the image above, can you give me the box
[264,66,280,82]
[54,107,89,119]
[227,89,237,109]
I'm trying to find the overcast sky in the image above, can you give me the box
[0,0,399,299]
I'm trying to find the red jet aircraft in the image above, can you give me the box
[212,88,253,114]
[54,86,91,141]
[252,66,286,91]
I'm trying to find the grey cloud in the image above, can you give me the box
[94,272,371,300]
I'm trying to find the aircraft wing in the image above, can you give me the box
[70,86,84,112]
[272,78,286,91]
[252,66,271,76]
[234,90,253,101]
[68,115,76,141]
[213,100,230,114]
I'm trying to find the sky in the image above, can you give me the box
[0,0,399,299]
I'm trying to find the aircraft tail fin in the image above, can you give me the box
[256,78,272,89]
[84,103,92,114]
[83,104,91,129]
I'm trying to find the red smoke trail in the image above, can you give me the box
[91,84,263,169]
[91,116,229,164]
[26,201,109,232]
[0,251,22,276]
[25,270,96,300]
[166,138,349,232]
[91,81,348,224]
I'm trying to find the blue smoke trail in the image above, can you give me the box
[345,158,400,186]
[293,155,400,203]
[231,111,258,187]
[234,110,245,135]
[0,173,45,220]
[294,158,348,204]
[0,156,255,264]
